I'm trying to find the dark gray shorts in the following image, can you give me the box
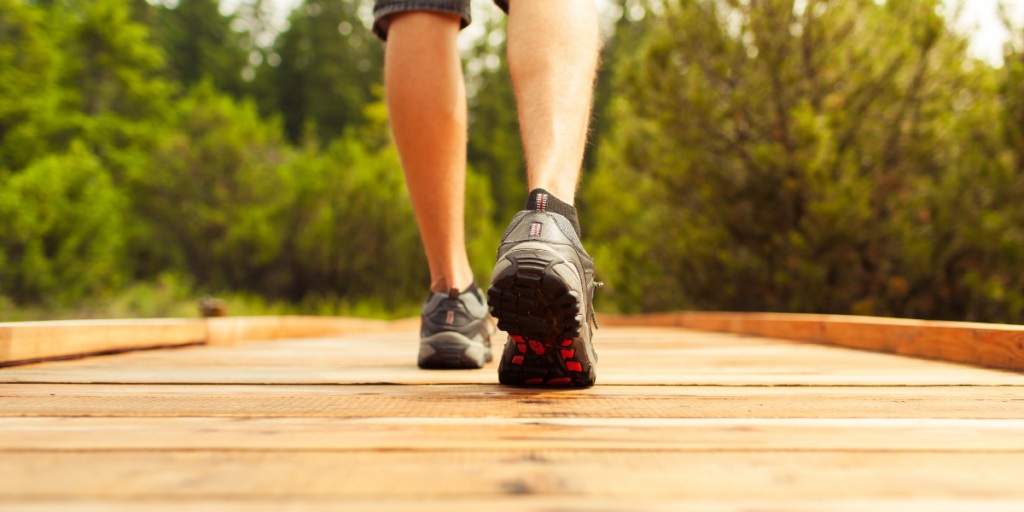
[373,0,510,40]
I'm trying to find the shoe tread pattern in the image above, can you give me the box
[488,254,595,387]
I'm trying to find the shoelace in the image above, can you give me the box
[588,281,604,330]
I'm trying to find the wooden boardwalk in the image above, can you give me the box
[2,325,1024,510]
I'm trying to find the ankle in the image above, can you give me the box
[430,273,476,294]
[525,188,581,238]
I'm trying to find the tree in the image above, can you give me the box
[587,0,1024,322]
[1002,4,1024,175]
[464,17,525,222]
[0,143,128,304]
[149,0,251,98]
[266,0,383,143]
[0,0,63,171]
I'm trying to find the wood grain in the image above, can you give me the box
[5,328,1023,385]
[7,498,1024,512]
[204,316,411,346]
[3,451,1024,499]
[5,382,1024,397]
[0,316,418,368]
[6,325,1024,506]
[601,312,1024,373]
[2,389,1022,419]
[0,319,206,367]
[4,416,1024,451]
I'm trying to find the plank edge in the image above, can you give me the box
[0,316,419,367]
[599,312,1024,373]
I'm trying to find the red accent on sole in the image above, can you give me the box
[528,339,546,355]
[561,339,573,346]
[524,378,544,384]
[566,362,582,372]
[517,343,527,353]
[511,335,524,343]
[547,377,572,385]
[560,349,575,359]
[511,355,524,365]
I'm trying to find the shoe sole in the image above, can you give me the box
[487,248,596,387]
[417,331,491,370]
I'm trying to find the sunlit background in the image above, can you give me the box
[3,0,1024,324]
[948,0,1024,65]
[214,0,1024,65]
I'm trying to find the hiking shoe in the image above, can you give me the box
[488,210,599,387]
[418,283,492,369]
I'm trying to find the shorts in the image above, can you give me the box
[372,0,510,41]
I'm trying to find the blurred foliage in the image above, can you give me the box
[0,0,492,319]
[139,0,252,98]
[463,16,524,222]
[0,143,127,304]
[262,0,383,143]
[0,0,62,170]
[587,0,1024,322]
[3,0,1024,324]
[0,272,420,321]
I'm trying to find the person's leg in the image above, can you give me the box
[384,11,474,293]
[489,1,601,386]
[507,0,601,202]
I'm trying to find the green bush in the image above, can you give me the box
[586,0,1024,322]
[284,124,428,305]
[11,0,1024,324]
[0,0,63,171]
[0,0,505,319]
[126,81,295,290]
[128,83,498,307]
[0,143,128,304]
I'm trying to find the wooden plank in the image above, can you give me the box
[33,344,951,369]
[6,364,1024,386]
[5,382,1024,398]
[4,337,1023,385]
[2,451,1024,499]
[0,320,207,367]
[5,325,1024,507]
[204,316,414,346]
[6,328,1024,386]
[2,388,1022,419]
[7,498,1024,512]
[0,316,419,368]
[8,308,1024,374]
[601,313,1024,373]
[3,417,1024,451]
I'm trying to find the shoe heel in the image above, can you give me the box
[418,332,488,369]
[487,251,584,343]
